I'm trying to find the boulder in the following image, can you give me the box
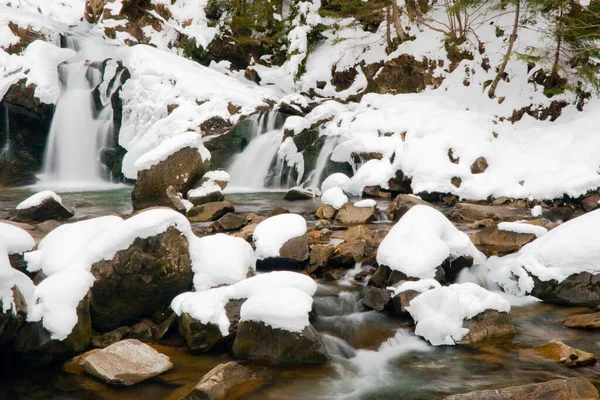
[91,326,130,348]
[385,194,432,221]
[188,184,225,206]
[307,244,334,275]
[129,322,153,340]
[533,340,597,367]
[459,310,516,344]
[0,286,27,347]
[530,272,600,308]
[14,197,74,223]
[132,146,209,210]
[182,362,261,400]
[82,339,172,385]
[361,186,391,198]
[232,321,330,364]
[335,203,377,225]
[581,193,600,212]
[90,226,193,331]
[187,201,235,222]
[441,378,599,400]
[391,290,420,315]
[256,234,309,271]
[563,312,600,329]
[361,286,391,311]
[449,203,531,223]
[470,156,488,174]
[470,225,536,257]
[328,240,367,269]
[315,204,336,220]
[342,225,373,243]
[284,187,314,201]
[179,299,244,353]
[210,213,247,232]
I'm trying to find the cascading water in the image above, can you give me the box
[0,104,10,160]
[307,135,340,190]
[39,36,117,189]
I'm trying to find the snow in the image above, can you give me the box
[498,222,547,238]
[172,271,317,335]
[348,159,395,196]
[204,170,230,183]
[283,116,311,135]
[485,209,600,296]
[406,283,511,346]
[377,205,485,279]
[388,279,441,297]
[321,173,351,193]
[133,131,210,172]
[531,206,543,217]
[0,222,35,254]
[253,214,307,260]
[187,181,222,201]
[354,199,376,208]
[321,187,348,210]
[190,233,255,291]
[240,287,313,332]
[16,190,63,210]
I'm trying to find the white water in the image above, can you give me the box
[38,37,118,191]
[307,135,340,190]
[0,104,10,160]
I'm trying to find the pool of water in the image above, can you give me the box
[1,188,599,400]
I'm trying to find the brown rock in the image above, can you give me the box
[468,219,495,229]
[182,361,261,400]
[0,286,27,346]
[385,194,432,221]
[211,213,247,232]
[533,340,597,367]
[460,310,516,344]
[256,234,309,271]
[581,193,600,212]
[315,204,336,219]
[563,313,600,329]
[329,240,366,269]
[82,339,172,385]
[85,0,107,23]
[231,216,266,241]
[449,203,531,223]
[451,177,462,188]
[307,245,335,274]
[165,186,187,213]
[188,187,224,206]
[335,203,377,225]
[187,201,234,222]
[391,289,421,314]
[362,286,391,311]
[284,187,314,201]
[362,186,391,198]
[470,156,488,174]
[342,225,373,243]
[470,225,536,257]
[271,207,289,216]
[441,378,599,400]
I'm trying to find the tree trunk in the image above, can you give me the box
[386,6,393,53]
[488,0,520,98]
[551,7,564,87]
[390,1,406,42]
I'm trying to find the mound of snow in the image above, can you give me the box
[486,209,600,296]
[321,173,351,193]
[407,282,510,346]
[0,223,35,314]
[253,214,307,260]
[240,287,313,332]
[203,170,231,183]
[377,205,485,279]
[354,199,376,208]
[190,233,255,291]
[348,159,395,196]
[321,187,348,210]
[388,279,441,297]
[0,222,35,255]
[498,222,547,238]
[16,190,63,210]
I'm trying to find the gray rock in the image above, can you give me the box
[182,362,261,400]
[460,310,516,344]
[361,286,391,311]
[14,196,74,223]
[284,187,314,201]
[129,322,153,340]
[335,203,377,225]
[530,272,600,308]
[92,326,130,348]
[449,203,531,223]
[256,234,309,271]
[385,194,432,221]
[188,201,234,222]
[211,213,247,232]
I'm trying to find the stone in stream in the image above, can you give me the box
[441,377,599,400]
[91,326,130,348]
[187,201,234,222]
[188,183,225,206]
[256,234,309,271]
[165,185,188,213]
[284,187,314,200]
[129,322,153,340]
[563,312,600,329]
[210,212,247,232]
[530,272,600,308]
[306,244,335,275]
[470,225,536,257]
[132,146,210,210]
[533,339,597,367]
[459,310,516,344]
[315,204,336,220]
[328,240,367,269]
[449,203,531,223]
[13,195,74,223]
[232,321,330,364]
[335,203,377,225]
[361,286,392,311]
[385,194,433,221]
[82,339,173,385]
[182,362,263,400]
[90,226,193,331]
[391,289,420,314]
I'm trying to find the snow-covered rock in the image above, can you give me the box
[14,190,74,223]
[321,187,348,210]
[321,173,351,193]
[188,181,224,206]
[253,214,309,270]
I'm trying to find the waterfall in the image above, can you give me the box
[0,104,10,161]
[39,37,117,189]
[307,135,340,190]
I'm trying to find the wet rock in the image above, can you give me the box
[581,193,600,212]
[90,227,193,331]
[563,312,600,329]
[14,197,74,223]
[315,204,336,220]
[362,185,391,198]
[129,322,153,340]
[335,203,377,225]
[328,240,367,269]
[91,326,130,348]
[182,361,261,400]
[271,207,289,216]
[449,203,531,223]
[468,219,495,229]
[256,234,309,271]
[470,157,488,174]
[210,213,247,232]
[391,290,420,314]
[441,377,599,400]
[165,186,187,213]
[342,225,373,243]
[132,146,209,210]
[533,340,597,367]
[187,201,234,222]
[460,310,516,344]
[188,187,224,206]
[470,225,536,257]
[543,206,574,222]
[385,194,432,221]
[307,245,334,274]
[361,286,391,311]
[231,216,266,242]
[82,339,172,385]
[530,272,600,308]
[0,286,27,346]
[153,313,176,340]
[179,299,243,353]
[314,219,331,230]
[284,187,314,201]
[232,321,330,364]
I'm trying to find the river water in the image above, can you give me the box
[1,187,599,400]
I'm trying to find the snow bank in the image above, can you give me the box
[486,209,600,296]
[377,205,485,279]
[407,283,510,346]
[190,233,255,291]
[498,222,547,238]
[321,187,348,210]
[0,222,35,255]
[321,173,351,193]
[240,287,313,332]
[16,190,63,210]
[133,131,210,171]
[172,271,317,335]
[253,214,307,260]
